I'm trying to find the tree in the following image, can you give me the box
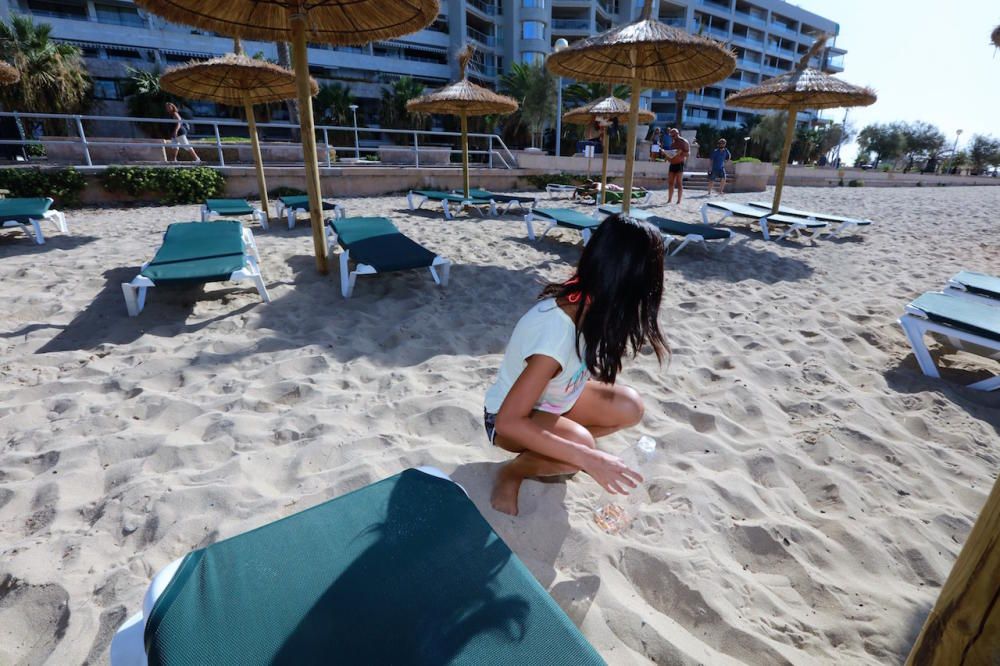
[856,122,906,167]
[563,81,629,108]
[500,62,556,149]
[900,120,945,170]
[383,76,429,133]
[313,82,354,126]
[750,112,789,162]
[968,134,1000,175]
[121,66,185,137]
[0,14,92,120]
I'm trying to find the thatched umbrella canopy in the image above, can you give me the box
[727,36,876,214]
[992,25,1000,49]
[134,0,439,273]
[547,0,734,212]
[563,96,654,203]
[160,45,318,225]
[0,61,19,86]
[407,46,517,199]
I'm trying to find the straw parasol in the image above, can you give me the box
[726,36,876,214]
[546,0,734,213]
[134,0,439,274]
[406,46,517,200]
[0,61,18,85]
[160,41,318,227]
[562,95,654,204]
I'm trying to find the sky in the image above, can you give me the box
[789,0,999,162]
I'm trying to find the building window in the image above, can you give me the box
[25,0,88,20]
[94,4,147,27]
[522,20,545,40]
[522,0,544,7]
[521,51,546,65]
[104,47,141,61]
[92,78,122,100]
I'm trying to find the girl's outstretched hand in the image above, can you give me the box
[581,450,643,495]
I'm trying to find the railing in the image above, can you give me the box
[466,26,501,48]
[467,0,499,15]
[734,9,767,27]
[661,17,687,28]
[732,32,764,46]
[698,0,732,11]
[552,19,590,31]
[769,20,799,36]
[737,56,761,69]
[704,25,730,39]
[0,111,517,170]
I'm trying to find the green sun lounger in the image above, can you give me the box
[110,468,605,666]
[747,201,873,237]
[700,200,828,241]
[201,198,268,230]
[598,204,733,256]
[274,194,345,230]
[324,216,450,297]
[946,271,1000,304]
[575,185,651,206]
[121,220,270,316]
[407,189,497,220]
[0,197,67,244]
[900,291,1000,391]
[525,208,603,245]
[464,188,536,214]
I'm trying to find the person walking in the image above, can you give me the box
[706,138,732,196]
[165,102,201,163]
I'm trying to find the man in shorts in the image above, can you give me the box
[666,128,689,204]
[706,138,732,196]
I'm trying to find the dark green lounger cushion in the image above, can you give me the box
[952,271,1000,299]
[467,188,535,204]
[205,199,255,215]
[0,197,52,223]
[332,216,437,272]
[748,201,872,225]
[600,205,731,240]
[532,208,602,230]
[413,189,489,203]
[144,469,604,665]
[279,195,338,211]
[140,221,246,284]
[909,292,1000,343]
[707,201,775,218]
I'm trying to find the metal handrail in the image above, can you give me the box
[0,111,518,170]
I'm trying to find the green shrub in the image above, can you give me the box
[100,166,225,204]
[268,186,306,198]
[362,154,379,162]
[524,172,587,191]
[733,156,761,164]
[0,167,87,206]
[848,179,864,187]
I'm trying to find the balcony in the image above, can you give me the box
[552,19,590,32]
[704,25,730,39]
[825,54,845,71]
[596,0,616,16]
[734,9,767,27]
[698,0,732,11]
[731,32,763,47]
[766,43,796,59]
[467,26,501,48]
[467,0,498,16]
[737,56,761,69]
[769,20,799,37]
[661,17,687,28]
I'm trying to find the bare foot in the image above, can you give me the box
[491,466,522,516]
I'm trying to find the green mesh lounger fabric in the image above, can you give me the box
[278,195,339,211]
[908,292,1000,344]
[747,201,872,225]
[531,208,602,231]
[331,217,437,272]
[466,188,536,204]
[0,197,53,223]
[204,199,256,216]
[413,190,491,203]
[951,271,1000,299]
[142,469,605,665]
[140,221,247,284]
[600,205,732,241]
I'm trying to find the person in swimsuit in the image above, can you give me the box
[483,214,668,515]
[666,128,689,204]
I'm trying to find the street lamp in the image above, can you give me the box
[349,104,360,160]
[950,128,963,175]
[553,38,569,158]
[743,135,751,158]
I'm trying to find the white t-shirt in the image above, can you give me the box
[484,299,589,415]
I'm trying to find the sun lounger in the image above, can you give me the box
[525,207,603,245]
[109,468,603,666]
[407,189,496,220]
[575,185,652,206]
[599,204,733,256]
[0,197,67,244]
[700,201,828,241]
[274,194,345,229]
[324,216,450,298]
[899,292,1000,391]
[121,220,269,316]
[747,201,873,238]
[201,198,269,230]
[945,271,1000,305]
[546,183,577,198]
[464,188,536,214]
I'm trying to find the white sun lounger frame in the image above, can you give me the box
[274,199,345,229]
[699,203,826,241]
[200,203,270,231]
[523,210,595,245]
[121,227,270,316]
[108,467,463,666]
[2,208,67,245]
[745,202,873,238]
[324,222,450,298]
[898,301,1000,392]
[406,190,496,220]
[545,184,577,198]
[945,275,1000,307]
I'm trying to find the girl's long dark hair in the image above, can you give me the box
[541,214,667,384]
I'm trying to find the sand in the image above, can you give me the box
[1,184,998,665]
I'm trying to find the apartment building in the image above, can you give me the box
[0,0,845,133]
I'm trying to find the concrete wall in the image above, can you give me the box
[775,166,1000,188]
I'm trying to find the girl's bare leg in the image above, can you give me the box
[564,381,644,437]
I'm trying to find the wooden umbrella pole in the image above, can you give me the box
[289,12,328,274]
[460,111,470,199]
[599,124,610,205]
[244,98,270,225]
[772,106,798,215]
[621,48,641,215]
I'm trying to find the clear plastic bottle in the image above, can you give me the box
[593,436,657,534]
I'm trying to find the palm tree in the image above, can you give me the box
[500,62,555,149]
[121,66,185,137]
[313,82,354,126]
[381,76,428,132]
[563,81,629,108]
[0,14,92,121]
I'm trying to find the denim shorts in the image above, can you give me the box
[483,409,497,445]
[710,168,727,182]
